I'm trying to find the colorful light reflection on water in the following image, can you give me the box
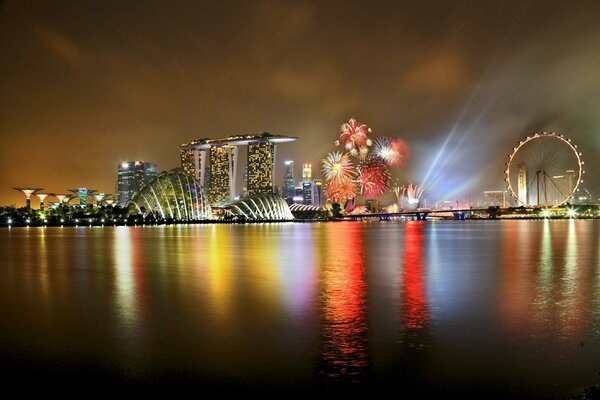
[0,221,600,397]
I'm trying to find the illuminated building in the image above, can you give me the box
[223,193,294,221]
[483,190,506,207]
[246,140,275,196]
[69,188,97,208]
[302,181,312,205]
[180,139,208,185]
[180,132,297,203]
[282,160,295,203]
[312,179,323,207]
[302,163,312,182]
[35,193,49,211]
[13,188,42,210]
[208,145,237,205]
[517,163,527,205]
[117,161,158,207]
[129,169,211,221]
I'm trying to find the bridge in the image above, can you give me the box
[341,207,588,221]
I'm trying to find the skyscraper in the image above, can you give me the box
[312,179,323,207]
[282,160,295,203]
[180,132,297,202]
[208,145,237,205]
[302,181,312,205]
[180,139,208,185]
[247,140,275,196]
[302,163,312,183]
[117,161,158,207]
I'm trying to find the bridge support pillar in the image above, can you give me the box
[416,212,429,221]
[453,212,467,220]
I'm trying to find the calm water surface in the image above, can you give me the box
[1,220,599,398]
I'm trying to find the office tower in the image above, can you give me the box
[302,163,312,183]
[117,161,158,207]
[282,160,295,202]
[312,179,323,207]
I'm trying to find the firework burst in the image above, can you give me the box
[321,151,355,183]
[338,118,372,155]
[357,157,391,199]
[373,137,409,168]
[406,183,423,207]
[325,179,357,204]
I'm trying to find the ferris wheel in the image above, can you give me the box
[505,132,584,207]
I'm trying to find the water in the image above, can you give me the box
[1,220,599,397]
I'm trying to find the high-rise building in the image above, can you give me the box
[483,190,506,207]
[180,140,208,185]
[302,163,312,183]
[311,179,323,207]
[282,160,295,203]
[180,133,297,202]
[117,161,158,207]
[293,186,304,204]
[302,181,312,205]
[517,163,528,205]
[208,145,237,205]
[247,140,275,196]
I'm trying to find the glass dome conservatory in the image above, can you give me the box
[224,193,294,221]
[128,169,212,221]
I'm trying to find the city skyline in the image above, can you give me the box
[1,1,600,207]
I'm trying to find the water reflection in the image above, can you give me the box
[401,222,429,337]
[113,226,137,333]
[319,223,369,387]
[0,222,599,397]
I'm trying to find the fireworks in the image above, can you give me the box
[357,157,391,199]
[391,181,406,205]
[406,183,423,206]
[373,137,408,168]
[325,179,357,204]
[321,151,355,183]
[322,117,411,206]
[338,118,372,156]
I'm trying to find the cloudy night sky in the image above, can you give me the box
[1,0,599,206]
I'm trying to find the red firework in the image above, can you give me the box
[325,179,357,204]
[358,157,391,198]
[339,118,371,152]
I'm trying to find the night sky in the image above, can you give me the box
[1,0,599,207]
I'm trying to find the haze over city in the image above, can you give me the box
[1,0,599,205]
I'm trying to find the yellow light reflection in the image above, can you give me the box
[206,225,234,320]
[243,225,281,306]
[113,227,138,331]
